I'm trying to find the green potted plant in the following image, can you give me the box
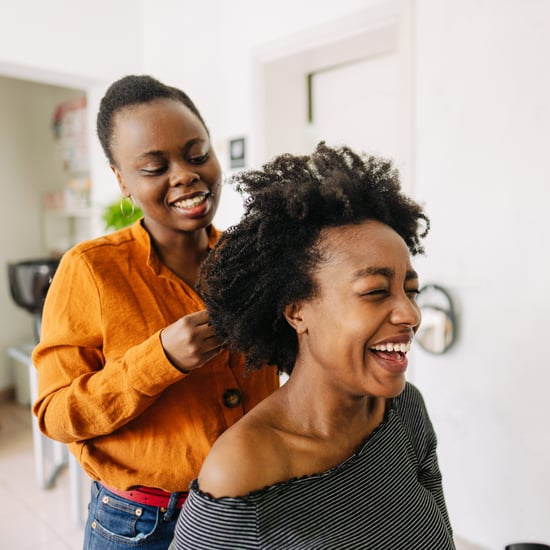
[102,199,143,231]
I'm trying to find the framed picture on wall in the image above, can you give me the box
[229,137,246,169]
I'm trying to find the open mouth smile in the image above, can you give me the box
[370,342,411,353]
[172,192,210,209]
[169,191,213,219]
[368,341,412,371]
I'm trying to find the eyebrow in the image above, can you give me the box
[137,150,165,160]
[352,267,419,281]
[136,138,207,160]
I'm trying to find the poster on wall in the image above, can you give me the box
[51,96,89,175]
[229,137,246,169]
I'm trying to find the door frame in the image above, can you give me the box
[249,0,416,193]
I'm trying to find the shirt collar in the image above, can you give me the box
[128,220,221,277]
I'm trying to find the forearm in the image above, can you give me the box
[33,332,185,443]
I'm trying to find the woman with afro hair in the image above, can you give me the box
[172,142,455,549]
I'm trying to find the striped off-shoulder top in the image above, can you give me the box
[173,382,455,550]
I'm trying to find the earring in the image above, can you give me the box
[120,195,136,218]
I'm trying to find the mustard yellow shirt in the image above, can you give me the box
[32,221,278,492]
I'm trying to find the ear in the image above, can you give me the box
[111,165,129,196]
[284,302,307,335]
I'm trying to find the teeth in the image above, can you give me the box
[173,194,207,209]
[371,342,411,353]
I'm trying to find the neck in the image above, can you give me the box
[276,370,387,443]
[145,222,211,286]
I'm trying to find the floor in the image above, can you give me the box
[0,399,86,550]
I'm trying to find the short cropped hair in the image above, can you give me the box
[97,74,208,166]
[198,142,429,375]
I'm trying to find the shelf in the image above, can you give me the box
[45,207,100,219]
[43,206,102,255]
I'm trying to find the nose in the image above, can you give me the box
[390,293,421,329]
[169,161,199,187]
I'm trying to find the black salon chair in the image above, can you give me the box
[505,543,550,550]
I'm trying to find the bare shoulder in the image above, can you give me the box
[198,414,286,498]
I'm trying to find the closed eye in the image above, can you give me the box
[140,166,167,176]
[361,289,389,298]
[189,153,209,165]
[361,288,420,301]
[406,289,421,300]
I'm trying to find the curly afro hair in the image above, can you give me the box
[198,142,429,375]
[97,74,208,166]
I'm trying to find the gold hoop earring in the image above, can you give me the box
[120,195,136,218]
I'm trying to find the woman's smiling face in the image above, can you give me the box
[290,219,422,399]
[110,98,222,239]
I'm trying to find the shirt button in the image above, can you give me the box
[222,389,241,408]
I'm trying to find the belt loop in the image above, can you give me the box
[163,491,183,521]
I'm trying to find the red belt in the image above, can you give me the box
[101,483,188,509]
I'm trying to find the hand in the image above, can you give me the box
[160,309,225,373]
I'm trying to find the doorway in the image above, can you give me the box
[307,53,401,163]
[251,1,413,191]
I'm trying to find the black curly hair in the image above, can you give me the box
[198,142,429,375]
[96,74,208,166]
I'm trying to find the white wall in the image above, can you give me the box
[141,0,373,143]
[413,0,550,547]
[0,0,141,88]
[141,0,378,229]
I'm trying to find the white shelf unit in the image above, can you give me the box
[43,206,101,255]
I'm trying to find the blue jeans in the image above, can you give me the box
[83,481,182,549]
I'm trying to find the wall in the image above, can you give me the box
[141,0,372,143]
[412,0,550,547]
[0,0,141,88]
[0,76,85,390]
[140,0,377,229]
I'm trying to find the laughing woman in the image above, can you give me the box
[172,143,455,549]
[32,75,278,550]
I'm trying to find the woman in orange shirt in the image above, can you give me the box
[32,75,279,550]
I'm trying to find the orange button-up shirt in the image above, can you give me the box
[32,221,279,492]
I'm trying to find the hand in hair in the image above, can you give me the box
[160,309,225,373]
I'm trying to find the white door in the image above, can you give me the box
[308,53,401,165]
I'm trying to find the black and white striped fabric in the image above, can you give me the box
[173,383,455,549]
